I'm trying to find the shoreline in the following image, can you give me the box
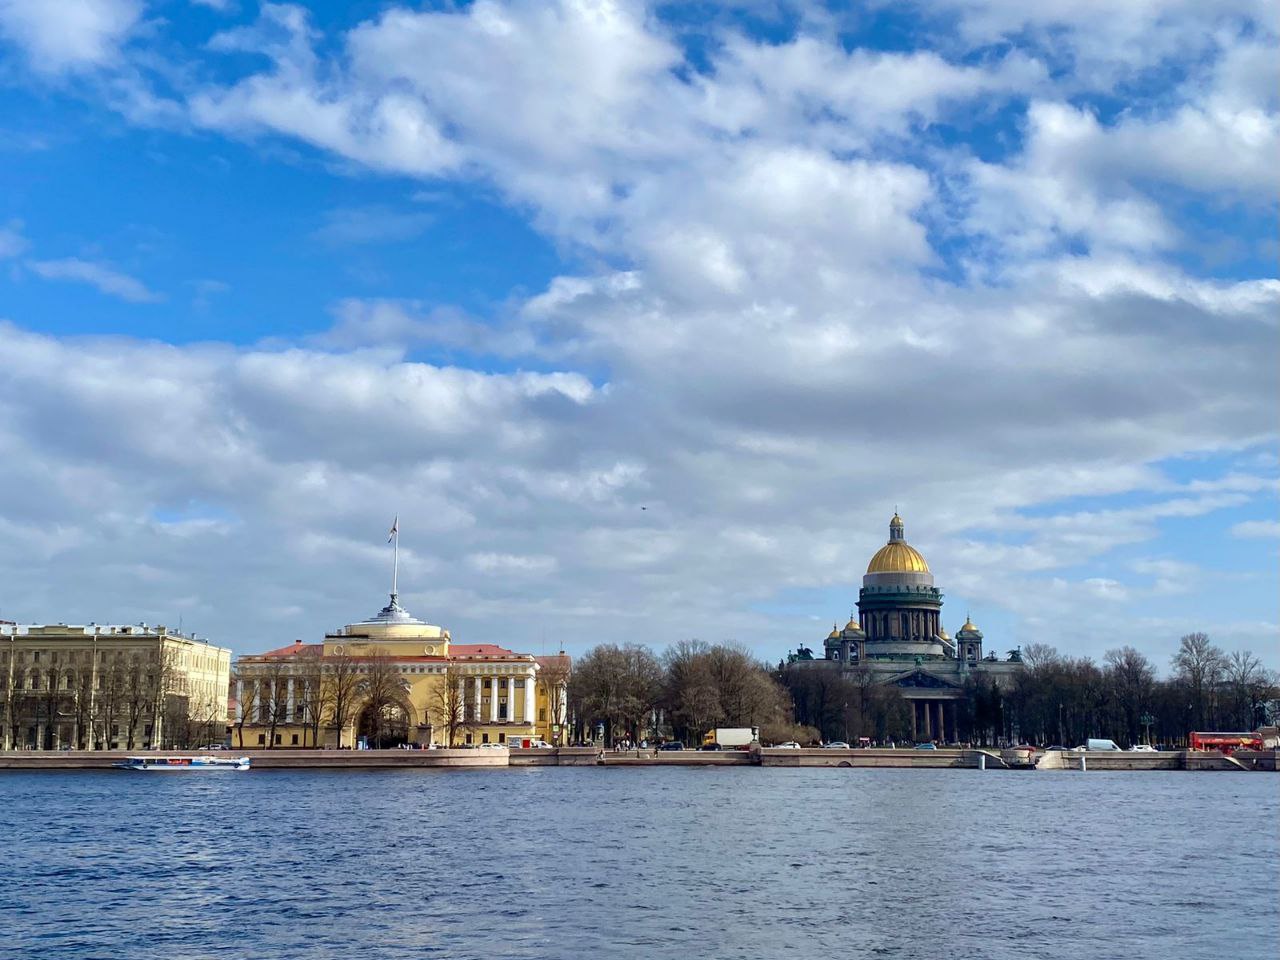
[1,746,1274,771]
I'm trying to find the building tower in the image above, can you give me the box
[856,514,949,658]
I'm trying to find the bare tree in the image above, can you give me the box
[360,651,408,748]
[429,664,469,747]
[261,658,291,749]
[1105,646,1156,746]
[296,648,330,748]
[1223,650,1274,730]
[536,654,572,744]
[326,650,363,749]
[232,668,260,748]
[0,649,14,751]
[1172,632,1225,730]
[122,653,152,749]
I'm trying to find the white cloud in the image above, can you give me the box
[311,205,434,246]
[1231,519,1280,539]
[25,257,162,303]
[0,1,1275,668]
[0,0,142,73]
[0,219,26,258]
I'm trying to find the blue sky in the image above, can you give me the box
[0,0,1275,669]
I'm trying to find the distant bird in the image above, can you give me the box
[641,506,647,510]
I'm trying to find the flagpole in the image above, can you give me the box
[392,521,399,597]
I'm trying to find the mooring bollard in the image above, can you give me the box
[978,752,986,770]
[1080,754,1087,772]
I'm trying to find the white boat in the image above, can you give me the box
[114,755,251,771]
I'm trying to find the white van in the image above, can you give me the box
[1075,739,1121,751]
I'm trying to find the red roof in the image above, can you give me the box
[258,640,321,658]
[450,643,517,657]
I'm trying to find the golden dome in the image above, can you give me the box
[866,541,930,574]
[958,616,980,634]
[827,624,840,639]
[844,617,862,632]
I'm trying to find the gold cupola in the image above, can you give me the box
[866,513,930,574]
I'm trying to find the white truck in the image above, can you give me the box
[702,727,760,749]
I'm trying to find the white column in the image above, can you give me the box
[236,679,244,721]
[505,676,514,722]
[473,675,482,721]
[456,675,466,722]
[525,674,536,725]
[489,676,500,722]
[287,677,296,722]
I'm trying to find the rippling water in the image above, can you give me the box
[2,767,1275,959]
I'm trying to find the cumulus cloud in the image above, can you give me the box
[25,257,162,303]
[0,0,142,73]
[0,1,1275,665]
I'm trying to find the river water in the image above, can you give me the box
[1,767,1275,960]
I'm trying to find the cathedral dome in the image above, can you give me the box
[866,514,930,574]
[866,541,930,574]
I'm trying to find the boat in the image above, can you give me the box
[113,755,251,771]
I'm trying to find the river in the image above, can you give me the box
[2,767,1275,959]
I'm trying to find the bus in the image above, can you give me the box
[1188,731,1262,754]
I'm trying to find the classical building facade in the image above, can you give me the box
[232,592,570,749]
[792,514,1021,743]
[0,621,232,750]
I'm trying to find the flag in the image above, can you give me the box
[387,516,398,543]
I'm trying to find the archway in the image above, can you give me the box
[356,700,411,749]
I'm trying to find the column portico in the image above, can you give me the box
[489,678,499,722]
[505,676,514,721]
[473,675,483,721]
[524,675,535,724]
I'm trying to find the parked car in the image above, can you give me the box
[1129,744,1157,752]
[478,742,507,750]
[203,744,227,751]
[913,742,938,750]
[658,741,684,751]
[700,742,723,751]
[774,741,802,749]
[1075,739,1121,751]
[822,741,851,749]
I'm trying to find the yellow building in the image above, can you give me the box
[231,592,570,749]
[0,621,232,751]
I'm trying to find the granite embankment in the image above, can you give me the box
[2,746,1274,771]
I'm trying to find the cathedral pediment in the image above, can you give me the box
[888,668,962,690]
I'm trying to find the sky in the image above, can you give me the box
[0,0,1276,672]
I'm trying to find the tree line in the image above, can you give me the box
[565,633,1277,748]
[0,647,224,750]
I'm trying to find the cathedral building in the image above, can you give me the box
[793,514,1021,743]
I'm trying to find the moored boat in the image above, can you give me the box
[114,755,251,771]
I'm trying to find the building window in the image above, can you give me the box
[539,708,547,721]
[482,733,490,744]
[291,734,299,745]
[465,733,473,744]
[498,733,505,743]
[258,734,266,745]
[274,734,281,745]
[499,702,508,720]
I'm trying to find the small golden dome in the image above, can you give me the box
[958,617,980,634]
[844,617,862,632]
[866,541,930,574]
[938,627,950,640]
[827,624,840,639]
